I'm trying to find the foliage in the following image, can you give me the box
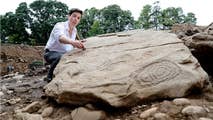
[0,1,197,45]
[138,5,152,29]
[159,7,185,29]
[78,5,134,38]
[88,21,104,36]
[138,1,197,30]
[184,12,196,24]
[77,7,100,38]
[29,0,68,45]
[0,3,31,44]
[28,60,44,70]
[151,1,161,30]
[99,4,134,33]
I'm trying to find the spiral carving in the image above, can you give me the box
[133,60,181,86]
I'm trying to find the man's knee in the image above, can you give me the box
[55,54,62,62]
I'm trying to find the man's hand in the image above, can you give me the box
[80,39,87,43]
[71,40,85,50]
[59,36,86,50]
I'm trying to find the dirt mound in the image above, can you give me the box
[171,23,204,35]
[0,44,44,75]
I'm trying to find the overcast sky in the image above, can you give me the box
[0,0,212,26]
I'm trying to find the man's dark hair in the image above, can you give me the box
[69,8,83,15]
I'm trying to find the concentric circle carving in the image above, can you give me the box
[134,60,181,86]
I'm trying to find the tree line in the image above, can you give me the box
[0,0,196,45]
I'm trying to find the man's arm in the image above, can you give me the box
[59,35,85,49]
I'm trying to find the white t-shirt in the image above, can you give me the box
[45,21,77,53]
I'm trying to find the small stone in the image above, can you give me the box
[131,109,138,114]
[7,90,13,94]
[71,107,106,120]
[8,98,21,105]
[1,85,7,91]
[15,112,43,120]
[182,105,207,117]
[154,112,170,120]
[13,74,24,80]
[85,103,96,110]
[173,98,190,106]
[0,91,4,97]
[199,117,212,120]
[139,107,158,119]
[21,101,41,113]
[209,106,213,109]
[41,107,53,117]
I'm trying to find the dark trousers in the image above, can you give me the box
[44,49,63,79]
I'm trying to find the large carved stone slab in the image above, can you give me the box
[44,30,209,107]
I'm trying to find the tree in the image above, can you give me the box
[99,4,122,33]
[151,1,161,30]
[133,20,141,29]
[1,2,31,44]
[137,1,196,30]
[14,2,31,44]
[79,5,134,37]
[29,0,68,45]
[0,14,8,43]
[159,7,175,30]
[159,7,185,30]
[99,4,134,33]
[138,5,152,29]
[183,12,196,24]
[119,10,134,31]
[1,1,198,45]
[88,21,104,36]
[0,12,20,43]
[77,7,100,38]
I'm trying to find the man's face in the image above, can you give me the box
[69,12,82,27]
